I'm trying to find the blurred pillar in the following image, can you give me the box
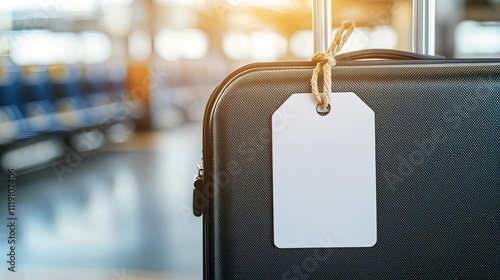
[127,62,152,130]
[125,0,155,130]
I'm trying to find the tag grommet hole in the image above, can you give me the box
[316,103,331,116]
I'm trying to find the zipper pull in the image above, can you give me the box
[193,159,204,217]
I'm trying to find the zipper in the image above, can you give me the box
[193,157,204,217]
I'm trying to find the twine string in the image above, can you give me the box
[311,20,355,110]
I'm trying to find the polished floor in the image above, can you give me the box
[0,123,203,280]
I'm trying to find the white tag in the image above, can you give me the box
[272,92,376,248]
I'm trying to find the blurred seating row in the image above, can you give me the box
[0,61,140,146]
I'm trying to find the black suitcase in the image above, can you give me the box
[193,2,500,279]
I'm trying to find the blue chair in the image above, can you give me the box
[0,63,30,143]
[83,64,114,124]
[49,65,91,130]
[106,63,129,121]
[21,65,63,134]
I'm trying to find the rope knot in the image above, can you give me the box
[311,52,336,67]
[311,20,355,110]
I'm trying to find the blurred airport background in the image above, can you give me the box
[0,0,499,279]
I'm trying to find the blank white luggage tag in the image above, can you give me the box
[272,92,376,248]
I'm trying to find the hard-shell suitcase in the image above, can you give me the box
[193,1,500,279]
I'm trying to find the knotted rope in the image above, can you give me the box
[311,20,355,110]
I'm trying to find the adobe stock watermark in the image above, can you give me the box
[384,78,496,191]
[129,65,169,109]
[51,96,136,182]
[51,127,107,182]
[4,0,73,50]
[178,103,296,223]
[341,1,402,53]
[210,0,244,20]
[51,65,167,182]
[281,235,338,280]
[109,268,136,280]
[384,127,447,191]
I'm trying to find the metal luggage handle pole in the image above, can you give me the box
[413,0,436,55]
[313,0,332,54]
[314,0,436,55]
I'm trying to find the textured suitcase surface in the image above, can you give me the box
[201,57,500,279]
